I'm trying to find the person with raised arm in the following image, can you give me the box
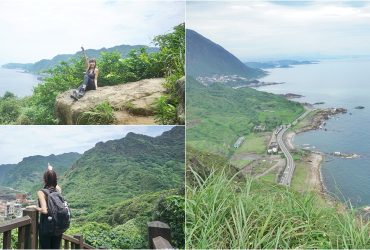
[71,46,99,100]
[27,163,71,249]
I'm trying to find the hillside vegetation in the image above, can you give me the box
[59,126,185,248]
[186,169,370,249]
[0,153,80,192]
[60,127,185,214]
[186,77,304,156]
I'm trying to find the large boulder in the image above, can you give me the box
[55,78,166,124]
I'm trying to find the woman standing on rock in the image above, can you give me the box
[71,46,99,100]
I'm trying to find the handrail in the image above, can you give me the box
[0,216,31,233]
[1,210,173,249]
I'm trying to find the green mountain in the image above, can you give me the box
[60,126,185,214]
[0,153,81,192]
[186,29,265,78]
[2,44,159,73]
[186,76,303,156]
[0,164,16,184]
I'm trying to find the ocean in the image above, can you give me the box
[0,67,40,97]
[258,58,370,207]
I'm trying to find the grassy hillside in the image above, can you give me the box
[186,29,265,78]
[186,169,370,249]
[0,153,81,192]
[186,76,304,156]
[3,45,159,73]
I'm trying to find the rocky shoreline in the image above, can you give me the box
[296,107,347,133]
[286,107,362,208]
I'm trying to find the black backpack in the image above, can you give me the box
[40,188,71,236]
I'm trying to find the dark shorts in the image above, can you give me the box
[39,233,62,249]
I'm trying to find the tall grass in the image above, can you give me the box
[186,169,370,249]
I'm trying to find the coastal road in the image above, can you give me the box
[277,108,315,186]
[277,125,295,186]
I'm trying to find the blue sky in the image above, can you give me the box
[0,0,184,65]
[0,125,176,164]
[187,1,370,60]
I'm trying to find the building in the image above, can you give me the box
[234,137,245,148]
[5,201,15,218]
[16,193,28,204]
[267,142,279,154]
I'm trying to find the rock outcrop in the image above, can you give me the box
[175,76,185,124]
[55,78,166,124]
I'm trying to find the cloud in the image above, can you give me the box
[187,1,370,60]
[0,0,184,64]
[0,125,175,164]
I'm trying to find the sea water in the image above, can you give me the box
[0,67,40,97]
[258,58,370,207]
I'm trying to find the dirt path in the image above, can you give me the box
[254,159,285,179]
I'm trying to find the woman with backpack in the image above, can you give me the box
[70,46,99,100]
[27,164,71,249]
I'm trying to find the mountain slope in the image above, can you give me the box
[0,153,81,192]
[60,126,185,213]
[186,29,264,78]
[186,76,303,156]
[0,164,16,184]
[3,44,159,73]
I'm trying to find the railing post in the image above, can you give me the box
[3,230,12,249]
[147,221,172,249]
[17,226,26,249]
[64,238,70,249]
[23,208,39,249]
[74,234,84,249]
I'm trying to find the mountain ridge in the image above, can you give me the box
[2,44,159,73]
[186,29,265,79]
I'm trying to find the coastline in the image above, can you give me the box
[285,108,347,197]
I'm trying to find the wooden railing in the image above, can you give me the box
[1,208,38,249]
[0,208,93,249]
[1,208,175,249]
[62,234,94,249]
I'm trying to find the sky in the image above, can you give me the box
[0,0,185,65]
[187,1,370,61]
[0,125,176,164]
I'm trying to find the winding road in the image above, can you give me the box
[277,125,295,186]
[277,108,314,186]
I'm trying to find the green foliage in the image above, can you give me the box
[77,102,116,125]
[60,127,184,213]
[67,222,145,249]
[154,23,185,125]
[186,76,304,156]
[155,96,177,124]
[153,194,185,248]
[0,92,21,124]
[28,58,86,124]
[186,169,370,249]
